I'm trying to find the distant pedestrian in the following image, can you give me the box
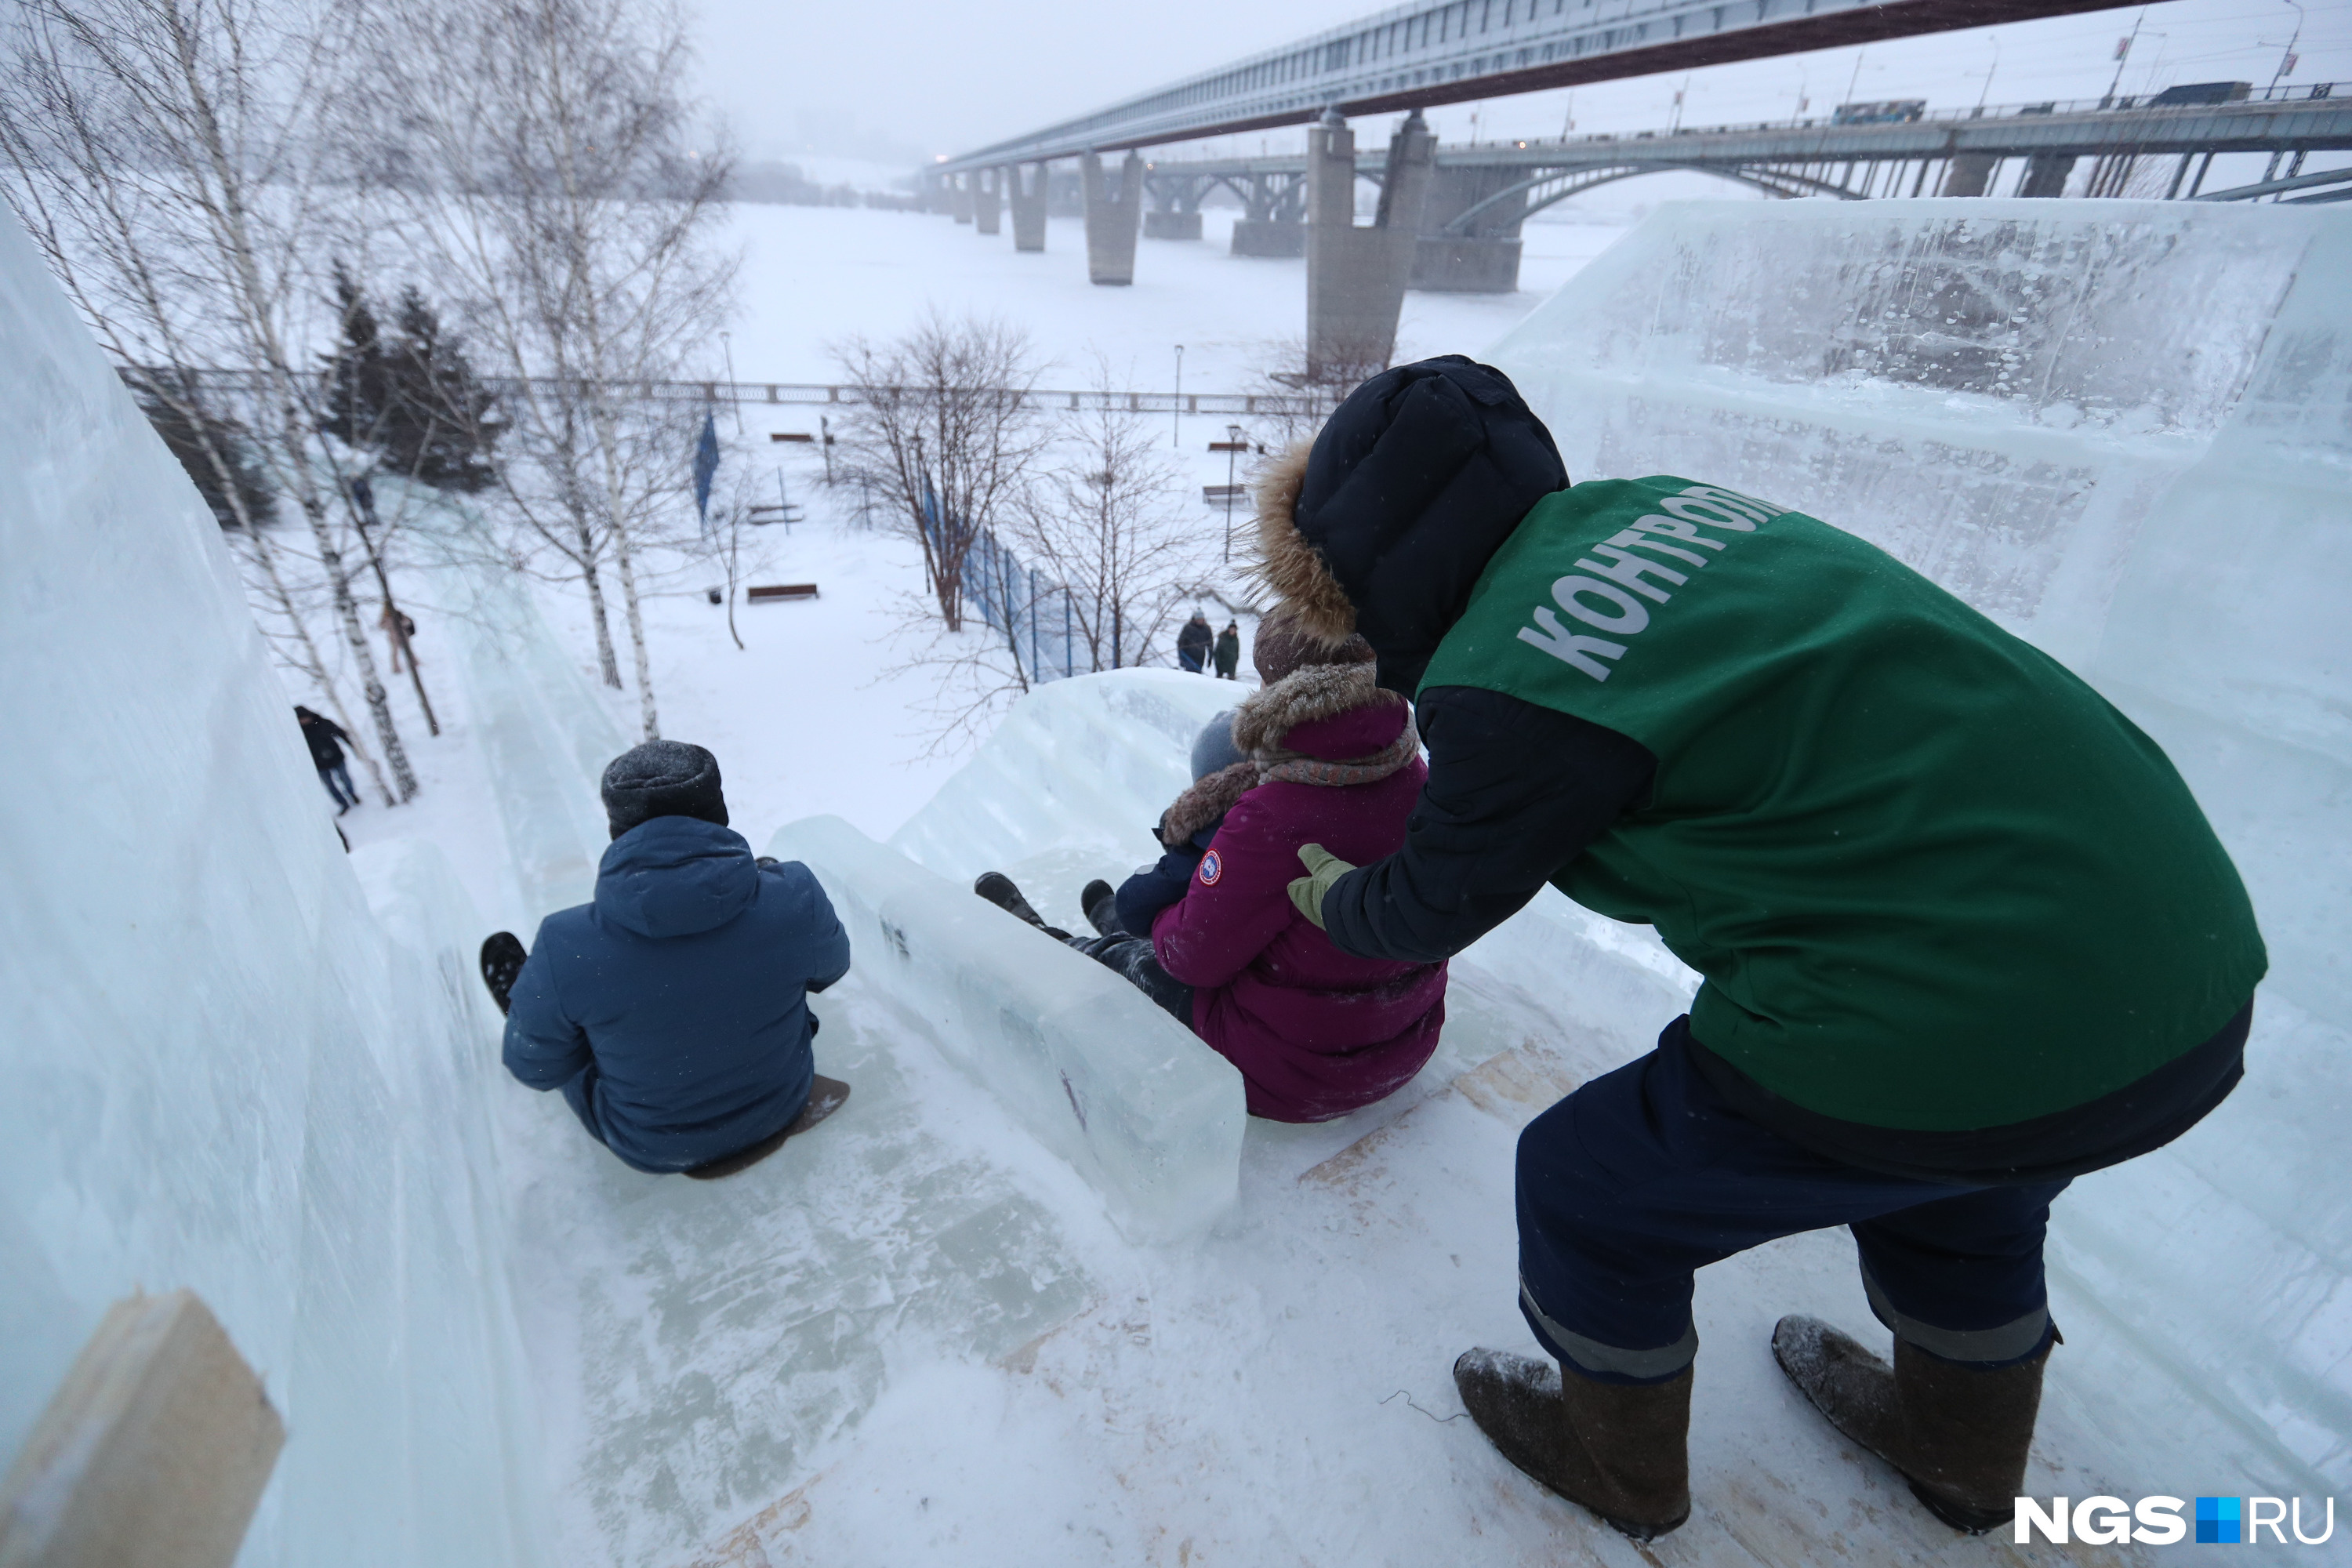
[296,705,358,814]
[379,602,419,674]
[1176,611,1214,673]
[1213,620,1241,680]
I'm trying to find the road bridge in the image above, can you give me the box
[928,83,2347,376]
[1142,85,2352,288]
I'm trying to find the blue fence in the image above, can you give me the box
[920,482,1116,685]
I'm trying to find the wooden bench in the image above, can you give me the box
[1202,484,1246,504]
[746,583,819,604]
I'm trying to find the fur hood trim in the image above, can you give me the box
[1229,662,1399,756]
[1160,762,1261,848]
[1248,437,1356,645]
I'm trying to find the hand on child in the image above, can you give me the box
[1287,844,1358,929]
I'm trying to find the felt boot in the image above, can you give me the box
[479,931,527,1017]
[1454,1348,1692,1541]
[1081,878,1119,937]
[973,872,1069,939]
[1771,1314,2049,1534]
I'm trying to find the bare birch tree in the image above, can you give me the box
[0,0,420,798]
[351,0,739,739]
[1008,366,1198,673]
[831,313,1050,632]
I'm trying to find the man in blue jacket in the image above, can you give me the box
[483,740,852,1178]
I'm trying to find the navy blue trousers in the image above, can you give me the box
[1517,1018,2065,1384]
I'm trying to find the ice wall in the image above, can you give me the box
[0,213,546,1564]
[1489,198,2352,1022]
[779,804,1247,1242]
[1487,199,2352,1495]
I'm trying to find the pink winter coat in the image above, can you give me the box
[1149,666,1449,1122]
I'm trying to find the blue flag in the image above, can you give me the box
[692,412,720,529]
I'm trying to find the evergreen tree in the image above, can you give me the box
[318,259,392,449]
[132,373,278,530]
[383,286,501,492]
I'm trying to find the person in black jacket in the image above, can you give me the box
[1175,611,1214,673]
[1212,620,1242,679]
[1256,356,2261,1543]
[295,705,358,814]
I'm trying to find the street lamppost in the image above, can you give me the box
[1974,34,2002,114]
[2267,0,2305,94]
[1172,343,1185,448]
[1212,423,1250,561]
[720,329,742,436]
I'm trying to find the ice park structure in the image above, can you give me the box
[2,195,2348,1566]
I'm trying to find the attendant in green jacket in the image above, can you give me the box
[1265,357,2263,1541]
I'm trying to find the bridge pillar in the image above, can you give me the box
[974,168,1002,235]
[1009,163,1047,252]
[1411,165,1526,293]
[1083,151,1145,285]
[1232,220,1305,256]
[1307,109,1435,379]
[2019,153,2075,198]
[1940,154,1997,197]
[1232,172,1305,256]
[1144,174,1204,239]
[950,172,974,224]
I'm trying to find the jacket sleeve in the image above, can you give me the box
[777,862,851,993]
[1113,838,1210,937]
[1321,686,1657,965]
[502,928,590,1090]
[1149,800,1298,990]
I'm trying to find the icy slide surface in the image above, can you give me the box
[0,218,546,1563]
[1490,198,2352,1497]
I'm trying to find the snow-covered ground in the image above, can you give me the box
[717,203,1634,394]
[10,189,2350,1568]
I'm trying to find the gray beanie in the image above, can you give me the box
[601,739,728,839]
[1189,711,1246,781]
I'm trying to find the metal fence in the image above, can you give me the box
[920,485,1126,686]
[143,364,1338,418]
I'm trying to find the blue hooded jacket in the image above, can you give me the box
[503,816,851,1172]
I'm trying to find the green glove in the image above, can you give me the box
[1287,843,1357,929]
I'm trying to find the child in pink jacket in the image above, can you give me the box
[975,609,1447,1122]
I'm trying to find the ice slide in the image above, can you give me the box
[5,191,2349,1568]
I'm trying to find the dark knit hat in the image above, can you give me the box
[1251,602,1375,687]
[601,739,728,839]
[1190,710,1247,781]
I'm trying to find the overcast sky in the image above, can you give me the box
[696,0,2351,165]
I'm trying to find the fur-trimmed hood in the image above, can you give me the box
[1250,439,1354,646]
[1230,661,1399,756]
[1156,664,1412,847]
[1246,355,1569,694]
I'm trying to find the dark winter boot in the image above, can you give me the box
[1771,1314,2049,1534]
[1081,879,1119,937]
[479,932,527,1018]
[973,872,1070,940]
[1454,1348,1692,1541]
[685,1075,851,1181]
